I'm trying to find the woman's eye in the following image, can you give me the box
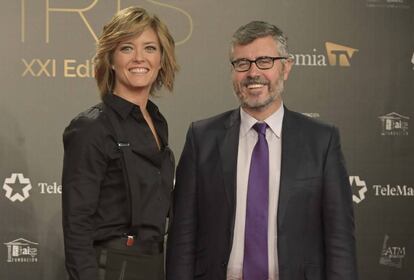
[120,46,133,52]
[145,45,158,52]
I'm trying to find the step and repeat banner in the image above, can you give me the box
[0,0,413,279]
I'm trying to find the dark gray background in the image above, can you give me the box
[1,0,413,279]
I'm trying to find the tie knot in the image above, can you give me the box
[253,122,267,136]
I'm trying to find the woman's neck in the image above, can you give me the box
[113,87,150,110]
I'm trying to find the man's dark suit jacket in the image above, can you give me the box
[166,107,358,280]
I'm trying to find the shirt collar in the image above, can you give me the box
[103,92,161,120]
[239,103,284,138]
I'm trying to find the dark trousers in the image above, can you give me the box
[95,238,164,280]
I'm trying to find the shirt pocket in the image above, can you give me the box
[106,148,123,174]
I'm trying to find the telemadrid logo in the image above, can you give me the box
[2,173,62,202]
[350,175,414,204]
[349,176,367,204]
[2,173,32,202]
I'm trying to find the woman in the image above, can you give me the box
[62,7,178,280]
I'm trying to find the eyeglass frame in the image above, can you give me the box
[230,56,288,72]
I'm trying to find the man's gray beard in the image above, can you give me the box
[236,78,284,111]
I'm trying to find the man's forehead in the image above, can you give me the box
[231,37,279,57]
[234,35,277,46]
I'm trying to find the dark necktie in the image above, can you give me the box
[243,122,269,280]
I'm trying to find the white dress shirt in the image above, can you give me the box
[226,105,284,280]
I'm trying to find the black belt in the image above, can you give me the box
[94,236,164,255]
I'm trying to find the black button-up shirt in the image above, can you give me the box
[62,93,174,280]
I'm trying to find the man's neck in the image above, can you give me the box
[242,99,282,121]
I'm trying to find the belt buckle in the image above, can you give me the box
[126,235,134,247]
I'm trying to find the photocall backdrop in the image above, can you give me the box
[1,0,413,279]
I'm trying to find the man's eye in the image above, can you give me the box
[258,58,272,65]
[237,60,249,66]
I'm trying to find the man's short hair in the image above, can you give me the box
[230,21,289,59]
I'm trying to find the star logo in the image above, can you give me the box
[349,176,368,204]
[3,173,32,202]
[411,52,414,69]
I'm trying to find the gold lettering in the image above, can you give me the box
[325,42,358,67]
[21,0,26,42]
[116,0,193,45]
[64,59,93,78]
[76,60,93,78]
[145,0,193,45]
[117,0,121,12]
[52,58,56,76]
[64,59,77,77]
[45,0,99,43]
[37,59,53,77]
[22,59,56,77]
[22,59,36,77]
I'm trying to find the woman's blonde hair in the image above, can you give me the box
[93,6,178,98]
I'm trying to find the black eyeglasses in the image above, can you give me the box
[231,56,288,72]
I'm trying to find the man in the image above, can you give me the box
[167,21,358,280]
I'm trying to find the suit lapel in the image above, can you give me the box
[218,109,240,211]
[278,108,304,227]
[216,107,304,234]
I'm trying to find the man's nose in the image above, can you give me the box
[247,62,261,76]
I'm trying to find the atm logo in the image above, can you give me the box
[380,234,406,268]
[292,42,358,67]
